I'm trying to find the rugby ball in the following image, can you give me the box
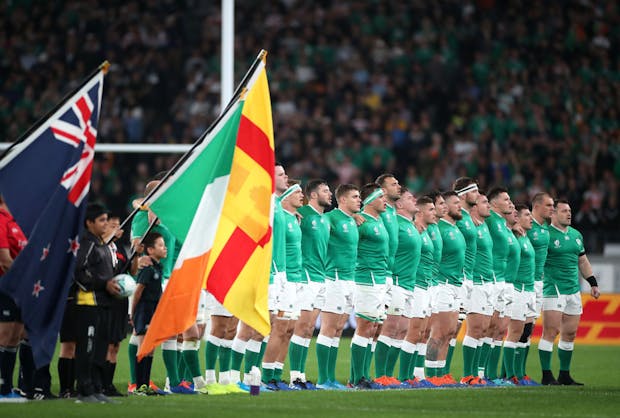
[113,274,137,298]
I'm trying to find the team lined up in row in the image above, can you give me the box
[238,165,600,391]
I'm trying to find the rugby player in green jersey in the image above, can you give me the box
[539,200,600,386]
[374,188,420,386]
[484,187,515,384]
[461,191,494,385]
[504,204,537,385]
[453,177,480,385]
[317,184,361,390]
[262,181,304,390]
[520,192,554,383]
[289,179,332,390]
[426,192,466,386]
[372,174,401,384]
[232,163,289,390]
[400,196,436,386]
[350,183,389,389]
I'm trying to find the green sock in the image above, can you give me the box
[462,337,478,377]
[288,339,304,373]
[350,336,368,384]
[398,346,414,381]
[258,340,267,365]
[374,339,390,378]
[386,343,401,377]
[503,343,516,378]
[230,349,244,375]
[261,365,274,383]
[176,348,185,381]
[316,336,331,385]
[205,338,220,372]
[162,348,180,386]
[444,339,456,375]
[182,346,202,379]
[558,348,573,371]
[219,340,233,374]
[299,343,309,374]
[478,341,492,377]
[522,344,530,376]
[514,346,523,379]
[273,365,283,381]
[486,344,501,380]
[327,339,339,383]
[364,342,374,379]
[128,341,138,385]
[538,339,553,371]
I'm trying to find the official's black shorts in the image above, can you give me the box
[108,298,129,344]
[133,302,157,336]
[59,299,78,342]
[0,291,21,322]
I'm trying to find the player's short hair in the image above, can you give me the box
[305,179,327,197]
[426,190,444,205]
[143,232,163,250]
[417,196,433,206]
[532,192,552,206]
[487,187,508,202]
[85,202,109,225]
[442,190,458,200]
[554,198,570,208]
[515,203,529,213]
[335,184,359,200]
[376,173,396,187]
[360,183,382,202]
[477,189,486,196]
[452,177,476,192]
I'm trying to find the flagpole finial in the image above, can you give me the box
[100,61,111,75]
[259,50,268,64]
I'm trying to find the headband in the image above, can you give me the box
[362,188,384,206]
[279,184,302,201]
[456,183,478,196]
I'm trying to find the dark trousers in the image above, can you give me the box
[74,305,109,396]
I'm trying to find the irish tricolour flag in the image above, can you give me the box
[138,54,274,358]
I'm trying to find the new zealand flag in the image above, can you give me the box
[0,68,105,367]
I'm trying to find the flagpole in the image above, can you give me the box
[118,216,159,274]
[111,50,267,239]
[0,61,110,162]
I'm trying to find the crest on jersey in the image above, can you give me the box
[554,239,560,248]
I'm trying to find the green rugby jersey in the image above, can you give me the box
[473,221,494,284]
[486,210,511,282]
[504,230,520,284]
[527,218,550,282]
[437,219,466,286]
[544,225,586,296]
[298,204,330,283]
[270,197,287,284]
[131,210,180,280]
[393,214,421,291]
[415,228,435,289]
[456,208,478,281]
[515,234,535,291]
[427,223,443,287]
[325,208,358,281]
[380,203,399,276]
[355,212,389,286]
[283,209,304,283]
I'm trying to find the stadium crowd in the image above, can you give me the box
[1,0,620,250]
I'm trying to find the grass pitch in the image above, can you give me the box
[2,340,619,418]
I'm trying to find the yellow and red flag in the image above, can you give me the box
[138,53,274,359]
